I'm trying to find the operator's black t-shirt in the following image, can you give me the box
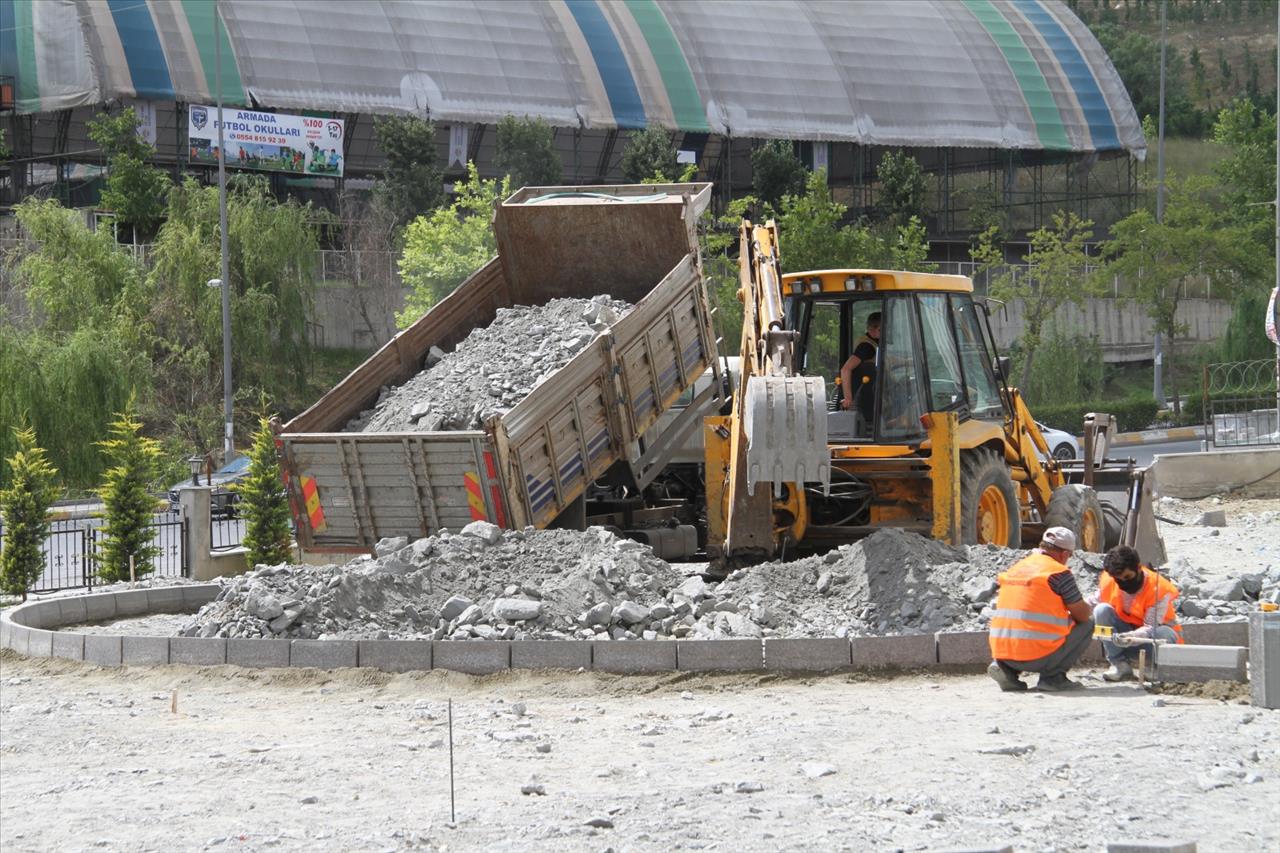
[850,339,877,419]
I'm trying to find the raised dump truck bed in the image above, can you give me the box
[279,183,719,554]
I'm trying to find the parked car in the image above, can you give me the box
[168,455,250,518]
[1036,422,1083,461]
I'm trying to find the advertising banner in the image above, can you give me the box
[188,105,345,177]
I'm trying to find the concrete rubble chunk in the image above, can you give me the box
[440,596,474,622]
[1195,510,1227,527]
[461,521,503,545]
[614,601,650,625]
[374,537,409,557]
[493,598,542,622]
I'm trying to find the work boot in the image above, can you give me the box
[1103,660,1135,682]
[987,660,1026,692]
[1035,673,1085,692]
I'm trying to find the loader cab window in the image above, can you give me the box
[918,294,966,412]
[952,296,1004,420]
[797,299,844,381]
[877,296,927,442]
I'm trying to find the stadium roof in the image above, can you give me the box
[2,0,1145,156]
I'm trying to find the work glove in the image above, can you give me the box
[1123,626,1154,641]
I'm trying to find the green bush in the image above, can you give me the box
[1032,396,1160,434]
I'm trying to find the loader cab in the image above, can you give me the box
[782,270,1007,446]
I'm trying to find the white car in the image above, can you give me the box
[1036,422,1083,461]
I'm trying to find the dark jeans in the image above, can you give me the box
[999,619,1094,679]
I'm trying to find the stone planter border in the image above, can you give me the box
[3,584,1243,675]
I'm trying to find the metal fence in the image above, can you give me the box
[0,514,188,594]
[210,514,246,552]
[1203,359,1280,449]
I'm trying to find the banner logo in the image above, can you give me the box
[191,106,208,131]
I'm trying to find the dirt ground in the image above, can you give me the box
[1,494,1277,852]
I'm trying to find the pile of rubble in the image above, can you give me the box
[347,296,629,432]
[180,523,1278,643]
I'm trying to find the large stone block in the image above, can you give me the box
[850,634,937,669]
[1250,611,1279,710]
[83,593,117,623]
[52,632,85,661]
[359,639,432,673]
[677,639,763,672]
[123,636,170,666]
[170,637,227,666]
[147,586,186,613]
[0,618,12,650]
[592,640,677,673]
[182,585,221,609]
[228,639,292,669]
[26,629,54,658]
[1154,644,1247,683]
[290,639,358,669]
[432,641,510,674]
[1182,622,1248,647]
[510,640,591,671]
[58,596,88,626]
[84,634,123,667]
[936,631,991,665]
[113,589,150,617]
[1105,840,1197,853]
[764,638,853,671]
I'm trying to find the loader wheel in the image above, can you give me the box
[1044,484,1105,553]
[960,449,1020,547]
[1099,497,1125,550]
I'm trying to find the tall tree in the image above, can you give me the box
[976,211,1102,390]
[373,115,444,226]
[95,397,162,583]
[238,417,293,567]
[0,425,59,599]
[750,140,808,210]
[398,163,511,326]
[621,126,680,183]
[494,115,563,189]
[876,150,929,229]
[87,107,170,242]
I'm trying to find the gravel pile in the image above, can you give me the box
[180,523,1276,642]
[347,296,629,432]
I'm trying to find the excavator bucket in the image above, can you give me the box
[742,375,830,496]
[1122,466,1167,567]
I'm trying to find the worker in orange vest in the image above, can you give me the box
[1092,544,1183,682]
[988,526,1094,692]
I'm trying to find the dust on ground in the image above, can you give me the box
[1,651,1276,852]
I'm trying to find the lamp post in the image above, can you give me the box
[1152,0,1167,407]
[214,0,233,459]
[187,454,205,486]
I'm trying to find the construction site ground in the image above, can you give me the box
[2,496,1278,852]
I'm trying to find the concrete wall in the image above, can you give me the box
[1152,448,1280,499]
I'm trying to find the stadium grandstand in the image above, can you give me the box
[1,0,1145,254]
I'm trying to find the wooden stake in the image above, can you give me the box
[170,690,177,714]
[448,698,456,824]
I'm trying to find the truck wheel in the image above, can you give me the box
[959,448,1020,547]
[1044,484,1105,553]
[1099,497,1125,550]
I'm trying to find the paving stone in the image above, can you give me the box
[114,589,150,617]
[762,637,855,671]
[228,638,292,668]
[358,639,432,672]
[1250,611,1279,710]
[170,637,227,666]
[1154,644,1247,683]
[1182,622,1248,647]
[182,585,221,609]
[432,641,510,674]
[84,634,123,667]
[850,634,938,669]
[291,639,358,669]
[8,625,29,655]
[26,629,54,658]
[52,632,85,662]
[123,636,170,666]
[592,640,676,673]
[147,586,186,612]
[677,639,763,672]
[936,631,991,665]
[58,596,88,626]
[83,593,117,623]
[1105,840,1197,853]
[510,640,590,671]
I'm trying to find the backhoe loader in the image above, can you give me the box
[704,220,1164,566]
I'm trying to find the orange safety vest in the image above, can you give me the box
[1098,567,1184,643]
[988,552,1075,662]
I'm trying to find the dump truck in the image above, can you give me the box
[278,183,723,560]
[704,219,1164,566]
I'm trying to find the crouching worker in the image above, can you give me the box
[1093,545,1183,681]
[987,527,1094,692]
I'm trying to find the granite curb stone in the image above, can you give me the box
[677,639,763,672]
[510,640,593,670]
[171,636,227,666]
[52,631,85,661]
[358,639,432,672]
[26,628,54,658]
[123,636,170,666]
[592,640,676,673]
[850,633,938,669]
[83,594,117,622]
[764,638,853,671]
[936,631,991,665]
[84,634,123,666]
[58,596,88,625]
[147,587,186,612]
[433,640,510,674]
[291,639,358,669]
[1182,622,1248,647]
[114,589,150,617]
[228,638,292,668]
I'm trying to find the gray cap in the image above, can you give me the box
[1041,526,1077,552]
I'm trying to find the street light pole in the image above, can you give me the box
[215,0,233,458]
[1153,0,1167,407]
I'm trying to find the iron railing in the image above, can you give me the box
[0,514,188,594]
[1203,359,1280,449]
